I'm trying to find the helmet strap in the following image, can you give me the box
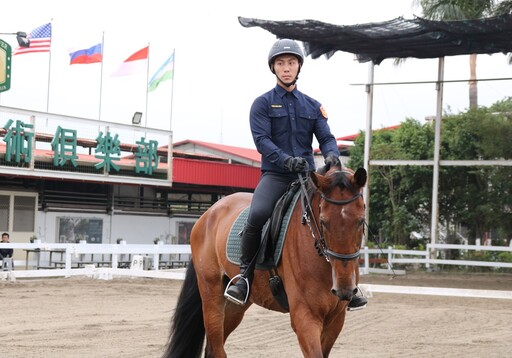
[277,75,298,88]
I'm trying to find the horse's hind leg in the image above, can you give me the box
[198,285,229,358]
[200,287,249,357]
[223,302,251,341]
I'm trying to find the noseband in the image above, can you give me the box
[298,172,363,263]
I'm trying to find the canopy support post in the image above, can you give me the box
[363,61,374,245]
[430,57,444,262]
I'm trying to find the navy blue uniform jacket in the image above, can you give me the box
[250,85,340,173]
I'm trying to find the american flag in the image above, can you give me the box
[13,23,52,55]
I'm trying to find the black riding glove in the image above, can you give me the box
[324,154,341,171]
[284,157,309,173]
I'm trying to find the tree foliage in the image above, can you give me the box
[349,97,512,246]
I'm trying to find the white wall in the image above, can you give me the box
[110,214,196,245]
[37,211,197,245]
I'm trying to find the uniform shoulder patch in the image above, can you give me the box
[320,106,328,119]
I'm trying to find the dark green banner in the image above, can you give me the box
[0,39,11,93]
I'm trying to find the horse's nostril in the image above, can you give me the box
[331,289,337,296]
[353,288,358,294]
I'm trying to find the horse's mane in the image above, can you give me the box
[325,170,355,193]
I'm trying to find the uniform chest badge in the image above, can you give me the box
[271,104,283,108]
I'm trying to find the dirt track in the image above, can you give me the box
[1,271,511,357]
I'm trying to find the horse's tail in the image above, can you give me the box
[162,260,205,358]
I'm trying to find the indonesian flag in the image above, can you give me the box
[111,46,148,76]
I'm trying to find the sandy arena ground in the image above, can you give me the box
[1,271,511,358]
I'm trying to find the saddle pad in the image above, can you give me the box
[226,190,300,267]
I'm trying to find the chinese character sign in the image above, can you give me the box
[135,137,159,175]
[51,126,78,167]
[1,118,165,179]
[2,119,34,163]
[95,131,121,172]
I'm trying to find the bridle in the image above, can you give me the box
[298,172,364,263]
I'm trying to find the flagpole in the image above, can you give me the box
[46,19,53,112]
[144,42,150,128]
[169,49,176,132]
[98,31,105,120]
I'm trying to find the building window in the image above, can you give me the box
[0,191,37,233]
[13,196,36,232]
[0,195,9,232]
[177,221,195,244]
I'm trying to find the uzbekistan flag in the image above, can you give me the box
[111,46,149,76]
[69,43,103,64]
[148,52,174,92]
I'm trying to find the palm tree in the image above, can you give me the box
[415,0,496,109]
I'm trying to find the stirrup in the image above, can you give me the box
[224,274,250,305]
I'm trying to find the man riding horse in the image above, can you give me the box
[224,38,367,311]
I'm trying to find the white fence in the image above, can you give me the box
[2,242,512,281]
[1,242,191,280]
[360,243,512,275]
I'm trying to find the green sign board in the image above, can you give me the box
[0,39,12,93]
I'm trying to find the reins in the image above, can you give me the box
[298,172,397,276]
[297,172,362,263]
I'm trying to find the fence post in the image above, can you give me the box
[65,248,72,278]
[387,246,393,273]
[363,246,369,274]
[112,251,119,269]
[425,244,430,269]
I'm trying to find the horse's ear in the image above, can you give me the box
[309,171,328,190]
[353,168,367,188]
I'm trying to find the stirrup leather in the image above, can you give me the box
[224,274,250,305]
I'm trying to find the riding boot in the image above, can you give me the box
[224,223,262,305]
[347,287,368,311]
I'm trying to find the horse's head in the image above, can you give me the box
[310,166,367,302]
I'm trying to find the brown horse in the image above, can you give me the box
[163,165,367,358]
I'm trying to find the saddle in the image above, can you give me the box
[226,179,302,311]
[261,179,301,266]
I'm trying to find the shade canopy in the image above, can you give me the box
[239,14,512,64]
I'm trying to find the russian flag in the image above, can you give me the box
[69,43,103,65]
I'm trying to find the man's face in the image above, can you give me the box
[1,235,9,242]
[273,54,300,84]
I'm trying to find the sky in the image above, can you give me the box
[1,0,511,149]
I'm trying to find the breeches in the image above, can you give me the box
[246,171,297,230]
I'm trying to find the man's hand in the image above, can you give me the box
[284,157,309,173]
[324,154,341,171]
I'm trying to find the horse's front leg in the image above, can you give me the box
[290,309,325,358]
[320,306,347,357]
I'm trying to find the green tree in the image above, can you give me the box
[444,107,512,243]
[350,97,512,246]
[349,119,434,245]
